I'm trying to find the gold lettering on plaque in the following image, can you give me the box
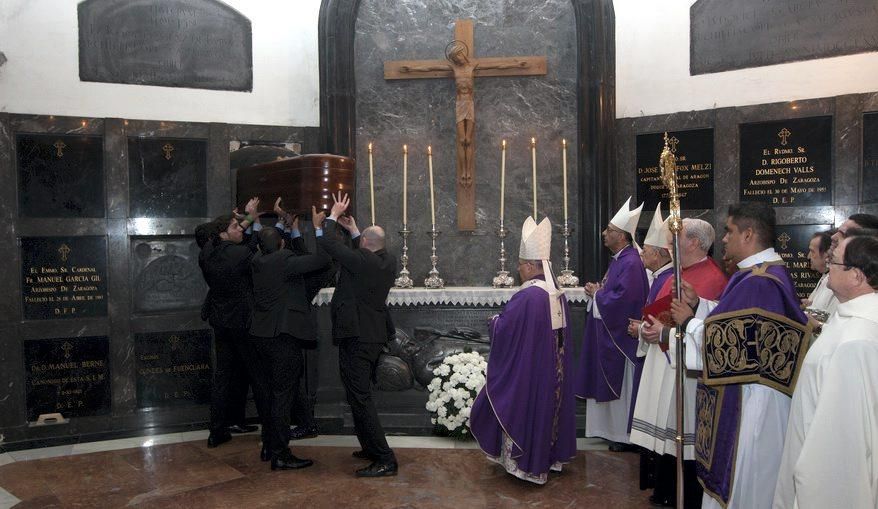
[58,244,71,262]
[162,143,174,160]
[61,341,74,360]
[169,335,181,351]
[53,140,66,158]
[777,232,791,250]
[778,128,791,146]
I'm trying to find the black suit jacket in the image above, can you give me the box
[249,234,330,340]
[199,236,257,330]
[318,219,397,343]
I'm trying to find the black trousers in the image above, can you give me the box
[227,361,252,426]
[338,338,394,463]
[210,326,267,435]
[290,359,316,428]
[654,454,703,509]
[251,334,304,458]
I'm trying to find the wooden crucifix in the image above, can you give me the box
[384,19,547,230]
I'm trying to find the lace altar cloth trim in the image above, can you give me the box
[311,286,588,307]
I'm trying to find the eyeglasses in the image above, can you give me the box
[827,258,858,271]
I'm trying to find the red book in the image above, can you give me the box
[642,294,674,352]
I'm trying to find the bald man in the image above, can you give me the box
[315,193,398,478]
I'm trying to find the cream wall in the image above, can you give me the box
[0,0,321,126]
[615,0,878,118]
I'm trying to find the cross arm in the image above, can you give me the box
[473,56,547,77]
[385,59,452,80]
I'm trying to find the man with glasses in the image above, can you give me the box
[576,197,649,451]
[829,213,878,253]
[774,232,878,509]
[670,202,810,509]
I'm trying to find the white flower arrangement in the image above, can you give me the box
[425,350,488,439]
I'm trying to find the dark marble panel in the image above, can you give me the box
[130,236,207,314]
[691,0,878,75]
[739,116,832,207]
[864,112,878,203]
[0,114,20,323]
[24,335,110,421]
[20,236,108,320]
[16,134,105,218]
[78,0,252,91]
[834,94,862,207]
[207,123,231,219]
[104,118,129,220]
[0,324,24,428]
[135,329,212,408]
[128,137,207,218]
[775,224,832,299]
[107,218,136,412]
[636,129,714,211]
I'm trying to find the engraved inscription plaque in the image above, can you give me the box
[129,138,207,218]
[24,336,111,421]
[131,237,207,314]
[775,224,832,300]
[739,117,832,207]
[636,129,714,211]
[136,330,212,408]
[20,236,108,320]
[17,134,105,218]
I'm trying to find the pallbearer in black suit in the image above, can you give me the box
[249,207,329,470]
[315,192,398,477]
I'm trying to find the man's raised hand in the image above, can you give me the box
[330,192,350,218]
[311,205,326,230]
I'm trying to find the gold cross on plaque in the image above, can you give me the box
[384,19,548,230]
[778,128,792,146]
[668,136,680,153]
[169,335,181,351]
[777,232,791,250]
[61,341,74,359]
[162,143,174,160]
[53,140,66,158]
[58,243,71,262]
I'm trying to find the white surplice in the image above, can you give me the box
[806,272,838,317]
[773,292,878,509]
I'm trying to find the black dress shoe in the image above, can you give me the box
[648,494,673,507]
[206,432,232,448]
[229,423,259,434]
[289,424,319,440]
[260,445,271,462]
[352,450,374,460]
[271,452,314,471]
[355,461,398,478]
[608,441,636,453]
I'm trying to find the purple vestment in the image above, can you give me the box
[575,245,649,402]
[470,280,577,478]
[695,262,809,505]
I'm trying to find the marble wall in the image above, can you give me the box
[353,0,580,286]
[615,91,878,241]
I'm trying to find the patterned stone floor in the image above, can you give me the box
[0,434,650,508]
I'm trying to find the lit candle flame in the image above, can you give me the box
[502,139,506,148]
[428,145,432,155]
[368,142,373,152]
[403,144,408,154]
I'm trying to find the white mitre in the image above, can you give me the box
[519,216,566,330]
[643,203,671,252]
[609,196,645,249]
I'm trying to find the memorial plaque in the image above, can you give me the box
[775,224,832,300]
[24,335,110,421]
[740,116,832,207]
[78,0,253,91]
[21,236,108,320]
[128,138,207,217]
[131,237,207,314]
[864,112,878,203]
[636,129,714,211]
[691,0,878,75]
[17,134,105,218]
[136,329,212,408]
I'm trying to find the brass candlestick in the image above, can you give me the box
[395,226,413,288]
[492,223,515,288]
[557,221,580,287]
[424,225,444,289]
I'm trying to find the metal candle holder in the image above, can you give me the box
[424,225,444,289]
[394,226,414,288]
[492,223,515,288]
[556,221,580,287]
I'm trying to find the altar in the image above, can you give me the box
[306,287,589,434]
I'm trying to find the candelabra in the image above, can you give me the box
[394,226,413,288]
[557,221,580,287]
[492,223,515,288]
[424,225,444,289]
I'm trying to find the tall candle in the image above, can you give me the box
[531,137,537,218]
[428,145,436,226]
[368,142,375,225]
[562,139,568,222]
[500,140,507,225]
[403,144,408,226]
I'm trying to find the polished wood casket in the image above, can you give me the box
[235,153,355,216]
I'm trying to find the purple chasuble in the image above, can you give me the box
[575,245,649,402]
[470,280,577,477]
[695,262,808,505]
[628,266,674,431]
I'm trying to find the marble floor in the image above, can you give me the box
[0,432,651,508]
